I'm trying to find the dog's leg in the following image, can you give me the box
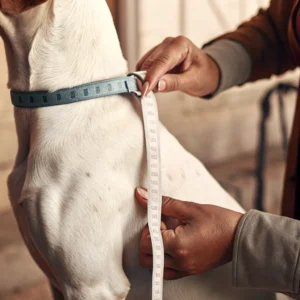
[23,194,131,300]
[50,284,64,300]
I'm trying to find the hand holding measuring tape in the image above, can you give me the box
[136,36,220,97]
[135,189,243,280]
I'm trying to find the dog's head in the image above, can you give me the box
[0,0,48,15]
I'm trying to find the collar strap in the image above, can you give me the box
[11,75,141,108]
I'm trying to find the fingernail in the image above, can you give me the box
[158,80,166,92]
[141,81,149,98]
[137,188,148,200]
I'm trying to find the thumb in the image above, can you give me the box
[135,188,193,222]
[157,74,184,93]
[161,196,193,221]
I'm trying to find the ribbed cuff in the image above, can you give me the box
[202,39,252,97]
[233,210,300,295]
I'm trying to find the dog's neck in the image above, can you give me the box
[1,0,128,92]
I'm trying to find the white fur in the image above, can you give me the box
[2,1,274,299]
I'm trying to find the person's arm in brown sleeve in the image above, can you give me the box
[234,210,300,298]
[137,1,299,98]
[206,0,298,82]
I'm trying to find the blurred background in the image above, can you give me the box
[0,0,298,299]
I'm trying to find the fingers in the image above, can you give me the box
[161,197,196,221]
[137,36,191,94]
[140,224,176,256]
[136,45,159,71]
[154,50,194,93]
[140,253,175,269]
[136,187,196,222]
[136,35,220,97]
[136,37,174,71]
[136,187,200,280]
[138,37,174,72]
[140,254,188,280]
[135,188,148,209]
[156,74,183,93]
[146,43,189,92]
[164,269,189,280]
[136,187,165,213]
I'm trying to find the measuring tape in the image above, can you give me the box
[141,90,164,300]
[130,71,164,300]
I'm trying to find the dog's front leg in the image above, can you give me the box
[22,193,131,300]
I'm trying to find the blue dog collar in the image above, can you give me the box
[11,75,142,108]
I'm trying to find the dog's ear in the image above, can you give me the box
[0,0,48,15]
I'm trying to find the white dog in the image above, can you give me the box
[2,0,275,299]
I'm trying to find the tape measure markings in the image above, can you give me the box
[141,91,164,300]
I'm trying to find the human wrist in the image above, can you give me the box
[203,54,221,96]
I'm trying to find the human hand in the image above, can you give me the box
[136,36,220,97]
[135,188,243,279]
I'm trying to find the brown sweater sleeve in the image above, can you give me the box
[206,0,298,82]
